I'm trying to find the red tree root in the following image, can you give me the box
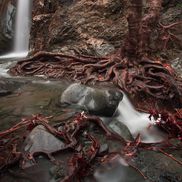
[9,51,182,104]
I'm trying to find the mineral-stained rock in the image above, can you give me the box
[59,83,123,117]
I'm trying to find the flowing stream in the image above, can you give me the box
[0,0,32,59]
[117,94,166,143]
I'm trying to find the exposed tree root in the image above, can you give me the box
[159,21,182,50]
[9,51,182,106]
[9,0,182,108]
[0,112,181,181]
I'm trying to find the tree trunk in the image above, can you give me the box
[123,0,162,58]
[123,0,142,58]
[139,0,162,53]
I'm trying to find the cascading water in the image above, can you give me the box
[0,0,32,59]
[117,94,166,143]
[14,0,31,55]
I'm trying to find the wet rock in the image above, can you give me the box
[0,89,11,96]
[98,143,109,156]
[0,78,26,96]
[108,119,133,141]
[24,125,65,154]
[59,83,123,117]
[23,125,65,168]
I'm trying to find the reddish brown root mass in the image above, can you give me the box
[0,112,181,181]
[9,51,182,106]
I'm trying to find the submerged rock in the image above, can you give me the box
[59,83,123,117]
[109,119,133,141]
[94,155,145,182]
[0,78,26,97]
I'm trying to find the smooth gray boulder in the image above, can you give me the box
[22,125,65,168]
[59,83,123,117]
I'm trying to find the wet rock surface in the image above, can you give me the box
[24,125,65,154]
[22,125,65,168]
[59,83,123,117]
[0,78,27,97]
[108,119,133,141]
[0,77,69,130]
[0,77,181,182]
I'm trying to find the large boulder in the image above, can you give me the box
[59,83,123,117]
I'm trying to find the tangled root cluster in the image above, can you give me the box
[10,51,182,103]
[0,111,182,181]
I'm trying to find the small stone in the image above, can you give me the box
[0,89,11,96]
[98,144,109,156]
[109,119,133,141]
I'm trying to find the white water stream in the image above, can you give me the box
[0,0,31,59]
[117,94,165,143]
[0,61,12,77]
[14,0,31,54]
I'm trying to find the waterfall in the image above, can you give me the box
[14,0,31,54]
[117,94,166,143]
[0,0,32,59]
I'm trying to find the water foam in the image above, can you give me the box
[117,94,165,143]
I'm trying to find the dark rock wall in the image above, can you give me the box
[0,0,15,54]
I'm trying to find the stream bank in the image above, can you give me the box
[0,67,181,181]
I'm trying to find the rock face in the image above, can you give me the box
[30,0,127,56]
[59,83,123,117]
[0,1,15,54]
